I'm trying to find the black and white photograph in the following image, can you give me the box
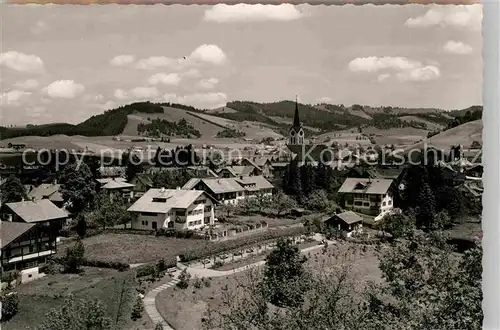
[0,3,484,330]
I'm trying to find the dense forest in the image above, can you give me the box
[137,118,201,138]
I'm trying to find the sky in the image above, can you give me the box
[0,4,483,126]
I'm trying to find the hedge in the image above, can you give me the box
[179,226,307,262]
[135,257,177,278]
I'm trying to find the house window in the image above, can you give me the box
[176,210,186,216]
[152,197,167,202]
[388,200,392,205]
[363,202,369,207]
[204,217,210,224]
[382,202,386,206]
[204,205,212,212]
[354,201,362,206]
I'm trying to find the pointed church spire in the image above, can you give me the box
[293,95,302,129]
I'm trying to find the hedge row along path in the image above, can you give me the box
[144,234,335,330]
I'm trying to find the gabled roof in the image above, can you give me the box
[5,199,67,223]
[28,183,64,202]
[133,173,154,187]
[1,221,36,249]
[225,166,256,177]
[251,156,272,167]
[101,179,135,190]
[335,211,363,224]
[128,188,214,214]
[182,176,273,194]
[97,177,128,185]
[338,178,393,195]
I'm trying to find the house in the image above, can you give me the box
[129,173,154,198]
[182,175,274,205]
[3,199,68,227]
[242,157,273,178]
[27,182,65,208]
[97,178,135,200]
[1,199,66,282]
[338,178,394,219]
[1,221,58,283]
[127,188,217,231]
[217,166,261,178]
[322,211,363,238]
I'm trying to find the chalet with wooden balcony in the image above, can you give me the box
[338,178,395,220]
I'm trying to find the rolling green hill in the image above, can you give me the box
[0,100,482,142]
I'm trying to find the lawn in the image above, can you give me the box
[156,242,382,330]
[57,233,213,264]
[3,267,138,330]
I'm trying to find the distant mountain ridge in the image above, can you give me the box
[0,100,482,141]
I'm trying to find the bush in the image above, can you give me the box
[135,258,177,278]
[176,269,191,289]
[179,227,306,262]
[131,295,144,321]
[0,270,19,284]
[193,277,203,289]
[1,292,19,322]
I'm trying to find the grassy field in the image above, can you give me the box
[406,119,482,151]
[3,267,139,330]
[399,115,445,131]
[57,234,213,264]
[155,242,381,330]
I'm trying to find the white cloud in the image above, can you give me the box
[348,56,440,82]
[130,86,159,99]
[317,96,333,104]
[182,69,202,79]
[110,55,136,67]
[405,5,482,30]
[14,79,39,90]
[136,56,178,70]
[443,40,473,55]
[189,44,227,65]
[84,94,105,102]
[135,45,227,70]
[162,92,227,109]
[204,4,303,23]
[148,73,181,86]
[114,89,129,100]
[45,80,85,99]
[0,51,44,73]
[30,21,48,35]
[377,73,391,82]
[395,66,440,82]
[198,78,220,89]
[0,90,32,106]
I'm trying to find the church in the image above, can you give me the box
[286,99,335,165]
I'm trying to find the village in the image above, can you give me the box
[0,101,483,330]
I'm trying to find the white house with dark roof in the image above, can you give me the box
[322,211,363,238]
[182,175,274,205]
[338,178,394,219]
[127,188,217,231]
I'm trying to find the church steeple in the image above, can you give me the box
[292,95,302,130]
[289,96,304,146]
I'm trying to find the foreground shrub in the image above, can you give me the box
[131,296,144,321]
[176,269,191,289]
[0,292,19,322]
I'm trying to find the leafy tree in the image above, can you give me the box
[283,158,301,196]
[260,238,309,308]
[254,193,272,213]
[64,239,85,273]
[216,128,246,138]
[74,212,88,238]
[272,190,297,216]
[35,296,112,330]
[154,323,165,330]
[91,194,131,229]
[218,202,237,221]
[376,212,415,239]
[59,162,97,213]
[303,189,331,212]
[432,210,452,230]
[0,291,19,322]
[131,296,145,321]
[0,175,27,204]
[372,232,482,330]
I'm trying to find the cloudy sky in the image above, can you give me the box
[1,4,482,126]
